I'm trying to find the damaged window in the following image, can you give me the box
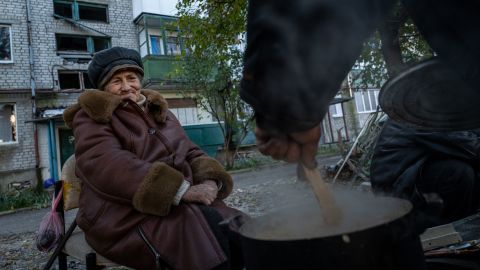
[56,35,87,52]
[92,37,109,52]
[0,103,17,144]
[78,3,108,22]
[0,25,13,63]
[58,70,93,90]
[53,0,108,23]
[56,34,110,54]
[53,1,73,18]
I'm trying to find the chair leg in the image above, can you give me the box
[86,253,97,270]
[43,220,78,270]
[58,252,67,270]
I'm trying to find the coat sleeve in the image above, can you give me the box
[190,156,233,199]
[240,0,393,133]
[72,110,182,216]
[165,111,234,199]
[371,119,480,200]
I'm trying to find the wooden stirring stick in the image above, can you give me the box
[300,164,343,226]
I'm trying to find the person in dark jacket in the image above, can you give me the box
[63,47,245,270]
[240,0,480,168]
[370,118,480,229]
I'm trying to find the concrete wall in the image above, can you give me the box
[133,0,177,18]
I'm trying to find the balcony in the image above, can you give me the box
[142,54,182,87]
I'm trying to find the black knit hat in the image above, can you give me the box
[88,47,144,89]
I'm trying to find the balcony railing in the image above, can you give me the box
[142,54,183,86]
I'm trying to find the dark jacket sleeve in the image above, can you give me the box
[371,119,480,200]
[72,110,183,216]
[240,0,393,133]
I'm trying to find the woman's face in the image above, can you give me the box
[104,70,142,102]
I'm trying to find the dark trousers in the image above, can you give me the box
[198,205,245,270]
[417,158,480,225]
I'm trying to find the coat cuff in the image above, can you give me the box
[191,156,233,199]
[132,162,183,216]
[172,180,191,205]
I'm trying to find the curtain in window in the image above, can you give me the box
[150,36,161,55]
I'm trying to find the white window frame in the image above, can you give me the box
[149,35,165,55]
[0,24,13,63]
[355,89,380,114]
[171,107,199,125]
[0,103,17,145]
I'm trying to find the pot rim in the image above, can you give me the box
[238,194,413,242]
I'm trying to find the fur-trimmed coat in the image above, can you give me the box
[63,89,239,270]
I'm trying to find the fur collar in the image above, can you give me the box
[63,89,168,128]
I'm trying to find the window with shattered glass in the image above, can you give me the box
[53,0,108,23]
[0,25,13,63]
[0,103,17,144]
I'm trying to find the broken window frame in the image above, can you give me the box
[57,70,93,90]
[55,33,111,55]
[0,24,13,63]
[53,0,109,23]
[0,103,17,144]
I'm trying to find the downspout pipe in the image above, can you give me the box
[48,119,59,182]
[25,0,36,114]
[26,0,42,190]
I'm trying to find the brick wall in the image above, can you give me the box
[0,1,30,89]
[0,93,37,191]
[0,0,138,189]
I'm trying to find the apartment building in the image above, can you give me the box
[0,0,137,191]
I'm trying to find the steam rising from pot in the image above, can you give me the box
[240,187,411,241]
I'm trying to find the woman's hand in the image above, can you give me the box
[181,180,218,205]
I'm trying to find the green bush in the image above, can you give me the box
[0,188,51,212]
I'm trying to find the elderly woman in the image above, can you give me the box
[63,47,245,270]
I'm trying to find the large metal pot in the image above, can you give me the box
[225,189,427,270]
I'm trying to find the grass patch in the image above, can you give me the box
[0,188,51,212]
[227,145,342,171]
[317,144,343,156]
[229,153,280,171]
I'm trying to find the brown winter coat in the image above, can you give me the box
[63,89,238,270]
